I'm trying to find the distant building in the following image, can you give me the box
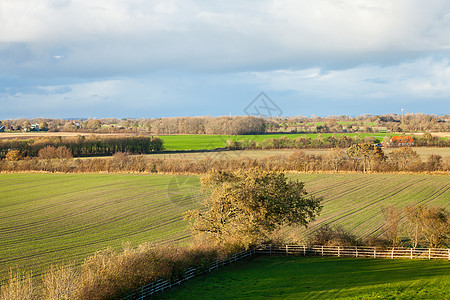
[30,124,40,131]
[385,135,414,147]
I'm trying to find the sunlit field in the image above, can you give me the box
[160,256,450,299]
[1,173,448,280]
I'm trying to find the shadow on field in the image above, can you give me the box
[157,256,450,299]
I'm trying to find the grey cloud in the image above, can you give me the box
[50,0,71,9]
[2,0,450,79]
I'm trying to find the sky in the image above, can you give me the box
[1,0,450,119]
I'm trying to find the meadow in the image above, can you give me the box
[0,173,448,281]
[159,256,450,299]
[159,132,391,150]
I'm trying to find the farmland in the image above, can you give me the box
[160,133,391,151]
[0,173,202,280]
[159,256,450,299]
[1,173,448,281]
[145,147,450,161]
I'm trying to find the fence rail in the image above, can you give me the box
[122,245,449,299]
[256,245,450,260]
[122,249,255,300]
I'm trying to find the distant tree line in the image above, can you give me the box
[1,113,447,135]
[227,134,448,150]
[0,136,164,159]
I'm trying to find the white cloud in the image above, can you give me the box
[1,0,450,76]
[242,58,450,100]
[1,1,450,117]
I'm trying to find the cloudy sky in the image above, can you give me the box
[1,0,450,119]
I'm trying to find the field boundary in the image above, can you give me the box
[122,245,449,299]
[258,244,450,260]
[122,249,256,300]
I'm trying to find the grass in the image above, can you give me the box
[289,173,450,239]
[0,173,448,281]
[159,256,450,299]
[0,173,202,280]
[160,133,391,150]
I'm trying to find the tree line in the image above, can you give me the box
[1,146,448,173]
[226,133,448,150]
[1,113,447,134]
[0,136,164,159]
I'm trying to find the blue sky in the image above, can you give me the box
[1,0,450,119]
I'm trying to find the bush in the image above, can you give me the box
[5,150,22,161]
[0,269,35,300]
[77,243,221,299]
[38,146,73,160]
[308,225,360,246]
[42,265,79,300]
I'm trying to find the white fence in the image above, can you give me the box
[257,245,450,260]
[122,245,449,299]
[122,249,255,300]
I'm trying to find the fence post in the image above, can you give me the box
[303,245,306,256]
[410,248,413,259]
[428,248,431,260]
[448,249,450,261]
[391,247,394,259]
[373,247,376,258]
[355,246,358,258]
[321,245,324,256]
[338,246,340,257]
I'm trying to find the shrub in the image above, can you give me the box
[0,269,35,300]
[5,150,22,161]
[308,224,360,246]
[42,265,79,300]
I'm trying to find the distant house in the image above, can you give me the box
[30,124,40,131]
[385,135,414,147]
[0,126,4,132]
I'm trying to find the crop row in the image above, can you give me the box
[0,173,448,280]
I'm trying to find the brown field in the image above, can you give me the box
[144,147,450,161]
[405,132,450,138]
[384,147,450,160]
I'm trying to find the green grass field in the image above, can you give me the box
[160,133,390,150]
[0,173,202,280]
[159,256,450,299]
[0,173,448,280]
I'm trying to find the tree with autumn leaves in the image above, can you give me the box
[347,143,385,172]
[184,168,322,248]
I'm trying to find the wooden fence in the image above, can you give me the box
[122,245,449,299]
[257,245,450,260]
[122,249,255,300]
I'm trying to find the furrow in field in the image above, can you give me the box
[1,173,449,281]
[0,214,188,267]
[0,189,171,234]
[322,177,429,225]
[303,176,433,237]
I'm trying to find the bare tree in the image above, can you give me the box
[382,206,402,246]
